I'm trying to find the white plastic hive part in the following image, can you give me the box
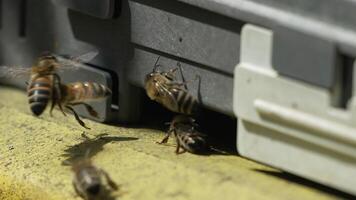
[234,24,356,195]
[239,24,274,71]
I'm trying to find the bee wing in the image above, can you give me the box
[156,82,181,108]
[0,66,31,78]
[56,50,99,71]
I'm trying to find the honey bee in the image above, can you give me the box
[27,54,62,116]
[70,154,118,200]
[0,50,99,116]
[55,81,112,129]
[144,56,199,115]
[157,115,208,154]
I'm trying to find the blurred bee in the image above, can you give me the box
[55,81,111,129]
[0,50,99,116]
[69,153,118,200]
[157,115,208,154]
[144,56,199,115]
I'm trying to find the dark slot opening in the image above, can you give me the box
[0,0,2,29]
[332,55,354,109]
[108,69,119,108]
[19,0,27,37]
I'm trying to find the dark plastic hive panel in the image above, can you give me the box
[52,0,116,19]
[1,0,356,121]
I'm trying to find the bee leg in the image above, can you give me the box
[85,105,99,118]
[176,62,188,90]
[72,181,81,196]
[176,148,187,154]
[50,86,60,117]
[49,87,56,117]
[49,99,56,117]
[175,137,183,154]
[163,67,178,79]
[168,75,200,89]
[168,67,178,74]
[176,62,201,90]
[65,106,90,129]
[175,144,183,154]
[157,129,173,144]
[156,134,170,144]
[196,75,202,104]
[100,169,119,191]
[72,180,87,199]
[53,74,63,102]
[50,73,63,117]
[152,56,162,72]
[58,102,67,116]
[69,103,99,118]
[49,83,56,117]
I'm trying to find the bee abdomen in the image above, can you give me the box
[69,82,111,103]
[27,78,52,116]
[89,82,111,98]
[176,91,198,115]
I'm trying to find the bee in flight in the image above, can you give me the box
[0,50,99,116]
[157,115,208,154]
[55,81,112,129]
[144,56,199,115]
[68,151,118,200]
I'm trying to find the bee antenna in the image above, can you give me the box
[152,56,161,72]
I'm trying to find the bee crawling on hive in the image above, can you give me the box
[68,152,119,200]
[144,56,200,115]
[157,115,208,154]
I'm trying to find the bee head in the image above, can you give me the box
[144,74,161,100]
[35,52,58,73]
[144,71,158,84]
[187,136,207,152]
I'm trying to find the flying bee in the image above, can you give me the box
[55,81,112,129]
[157,115,208,154]
[144,56,199,115]
[69,153,118,200]
[27,54,61,116]
[0,50,99,116]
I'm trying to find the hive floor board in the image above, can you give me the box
[0,86,348,200]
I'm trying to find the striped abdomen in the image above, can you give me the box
[176,131,207,153]
[27,76,52,116]
[170,88,198,115]
[74,166,102,197]
[65,82,111,104]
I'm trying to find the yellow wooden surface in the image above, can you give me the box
[0,86,349,200]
